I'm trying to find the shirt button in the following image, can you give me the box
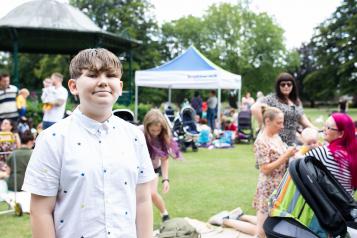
[99,140,102,143]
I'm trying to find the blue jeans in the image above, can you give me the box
[207,108,216,131]
[42,121,56,130]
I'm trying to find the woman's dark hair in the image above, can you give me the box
[20,130,34,144]
[275,72,300,106]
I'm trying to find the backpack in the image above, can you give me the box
[159,218,200,238]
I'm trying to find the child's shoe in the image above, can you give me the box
[162,214,170,222]
[227,207,244,220]
[208,211,229,226]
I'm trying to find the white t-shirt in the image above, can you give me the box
[23,108,155,238]
[43,86,68,122]
[41,86,56,103]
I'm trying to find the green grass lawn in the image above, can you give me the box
[0,108,356,237]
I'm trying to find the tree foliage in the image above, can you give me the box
[304,0,357,102]
[160,3,290,99]
[70,0,163,101]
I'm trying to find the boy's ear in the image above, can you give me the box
[68,79,78,95]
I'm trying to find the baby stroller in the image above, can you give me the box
[264,156,357,238]
[163,104,176,129]
[112,109,135,124]
[236,110,254,143]
[173,106,199,152]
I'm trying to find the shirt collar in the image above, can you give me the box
[73,107,114,135]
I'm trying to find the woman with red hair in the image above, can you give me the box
[306,113,357,194]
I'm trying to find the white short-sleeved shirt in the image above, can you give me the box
[23,108,155,238]
[43,86,68,122]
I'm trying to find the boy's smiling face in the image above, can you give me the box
[68,69,122,115]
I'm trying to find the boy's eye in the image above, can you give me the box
[107,74,118,78]
[86,73,96,78]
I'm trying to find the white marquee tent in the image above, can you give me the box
[134,46,242,124]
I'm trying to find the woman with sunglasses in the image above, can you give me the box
[251,72,315,146]
[305,113,357,194]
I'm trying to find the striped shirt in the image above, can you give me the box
[306,145,353,194]
[0,85,19,120]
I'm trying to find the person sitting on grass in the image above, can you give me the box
[209,106,297,238]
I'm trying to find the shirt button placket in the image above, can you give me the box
[101,135,111,236]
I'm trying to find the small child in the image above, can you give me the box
[142,109,182,222]
[41,77,56,111]
[23,48,155,238]
[297,127,320,155]
[16,88,30,117]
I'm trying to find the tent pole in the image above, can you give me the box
[217,88,221,129]
[128,50,133,104]
[237,88,241,112]
[134,85,138,122]
[168,87,172,104]
[11,30,19,87]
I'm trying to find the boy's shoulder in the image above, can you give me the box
[39,116,73,139]
[112,116,143,137]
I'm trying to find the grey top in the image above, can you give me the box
[207,95,218,109]
[260,94,303,145]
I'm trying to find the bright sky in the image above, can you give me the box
[0,0,341,49]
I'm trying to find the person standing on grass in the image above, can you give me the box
[251,72,315,145]
[0,72,19,121]
[207,90,218,131]
[22,48,155,238]
[142,109,182,222]
[41,72,68,130]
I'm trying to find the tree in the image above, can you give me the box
[70,0,163,104]
[160,2,289,100]
[305,0,357,103]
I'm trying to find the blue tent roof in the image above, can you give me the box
[148,46,219,71]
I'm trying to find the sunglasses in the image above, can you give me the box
[280,82,293,87]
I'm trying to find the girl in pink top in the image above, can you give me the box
[143,109,182,222]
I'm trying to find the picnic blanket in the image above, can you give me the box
[153,217,255,238]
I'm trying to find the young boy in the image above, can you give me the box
[41,77,56,112]
[22,48,156,238]
[16,88,30,117]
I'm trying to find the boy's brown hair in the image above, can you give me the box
[69,48,122,79]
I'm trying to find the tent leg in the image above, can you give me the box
[135,85,138,122]
[12,40,19,87]
[168,87,172,105]
[128,50,133,104]
[217,88,221,129]
[237,88,241,111]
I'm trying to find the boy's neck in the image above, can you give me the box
[79,106,112,123]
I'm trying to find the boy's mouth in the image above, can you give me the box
[92,90,112,95]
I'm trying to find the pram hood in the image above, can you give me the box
[112,109,135,123]
[288,156,357,236]
[267,156,357,238]
[180,106,196,121]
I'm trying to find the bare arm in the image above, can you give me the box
[260,147,297,175]
[136,182,153,238]
[53,99,65,107]
[250,102,265,129]
[30,194,57,238]
[14,133,21,148]
[160,157,170,193]
[299,114,316,129]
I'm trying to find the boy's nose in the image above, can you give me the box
[97,75,108,87]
